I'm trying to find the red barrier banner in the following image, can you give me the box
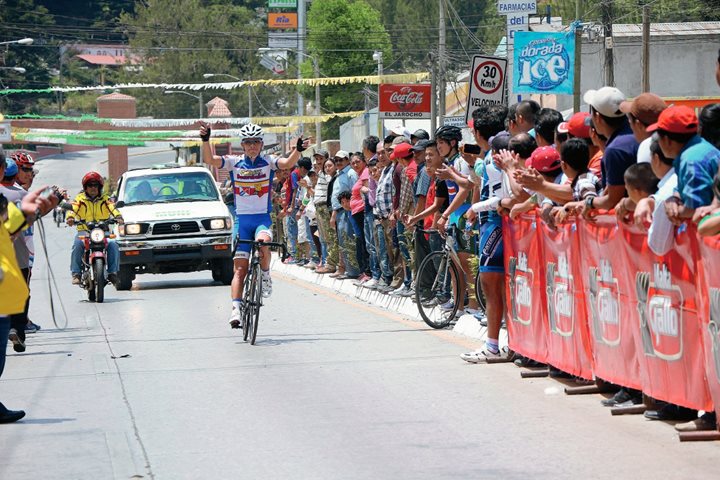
[621,223,712,411]
[698,235,720,421]
[503,214,548,363]
[578,215,642,390]
[539,220,594,379]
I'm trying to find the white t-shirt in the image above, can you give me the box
[648,168,678,256]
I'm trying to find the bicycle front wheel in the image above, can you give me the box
[242,265,256,342]
[248,263,263,345]
[414,251,461,329]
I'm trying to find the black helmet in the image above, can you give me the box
[434,125,462,143]
[411,129,430,141]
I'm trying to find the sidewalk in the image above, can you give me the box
[271,257,508,347]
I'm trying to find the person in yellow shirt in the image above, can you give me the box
[66,171,123,285]
[1,185,56,423]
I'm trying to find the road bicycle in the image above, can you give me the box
[236,238,287,345]
[414,226,486,329]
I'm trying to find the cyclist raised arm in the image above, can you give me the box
[199,122,310,329]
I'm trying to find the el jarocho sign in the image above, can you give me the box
[378,84,432,119]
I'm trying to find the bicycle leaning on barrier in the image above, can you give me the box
[414,225,486,329]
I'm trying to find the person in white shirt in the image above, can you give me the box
[632,137,678,256]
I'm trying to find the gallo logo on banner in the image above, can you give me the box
[268,13,298,29]
[378,84,431,119]
[513,31,574,95]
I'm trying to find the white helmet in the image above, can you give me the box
[239,123,263,140]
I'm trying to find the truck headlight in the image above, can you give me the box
[125,223,142,235]
[209,218,226,230]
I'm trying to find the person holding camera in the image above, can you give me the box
[1,176,58,422]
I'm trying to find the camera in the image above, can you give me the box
[462,144,482,155]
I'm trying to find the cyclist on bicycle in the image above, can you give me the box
[200,122,308,328]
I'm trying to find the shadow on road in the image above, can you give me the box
[6,350,74,357]
[18,418,76,425]
[132,279,222,291]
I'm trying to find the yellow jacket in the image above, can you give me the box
[67,192,122,231]
[1,203,30,315]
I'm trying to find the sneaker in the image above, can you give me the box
[471,311,487,326]
[439,300,455,312]
[460,348,502,364]
[8,329,25,353]
[600,388,637,407]
[363,278,379,289]
[261,275,272,298]
[282,256,295,265]
[304,261,318,269]
[24,321,41,334]
[107,272,118,285]
[390,285,410,296]
[675,413,717,432]
[71,274,81,285]
[352,274,370,286]
[329,271,344,278]
[229,306,242,329]
[398,286,414,297]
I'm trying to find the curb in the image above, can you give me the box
[271,257,508,347]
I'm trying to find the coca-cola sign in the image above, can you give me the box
[379,83,431,119]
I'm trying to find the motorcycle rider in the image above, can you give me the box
[66,172,123,285]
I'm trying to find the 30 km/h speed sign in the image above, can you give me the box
[465,55,507,124]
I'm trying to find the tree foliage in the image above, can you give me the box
[305,0,391,137]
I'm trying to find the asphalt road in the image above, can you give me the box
[0,148,718,479]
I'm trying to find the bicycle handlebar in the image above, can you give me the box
[235,238,288,259]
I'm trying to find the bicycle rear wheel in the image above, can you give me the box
[414,251,461,329]
[474,270,487,315]
[248,263,263,345]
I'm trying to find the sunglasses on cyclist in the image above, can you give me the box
[20,167,34,173]
[242,139,262,145]
[86,183,101,188]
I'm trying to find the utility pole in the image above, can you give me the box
[314,57,321,146]
[573,0,583,112]
[297,0,306,132]
[438,0,446,127]
[642,5,651,92]
[430,52,437,136]
[248,86,253,118]
[602,0,614,86]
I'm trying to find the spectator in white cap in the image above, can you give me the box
[580,86,639,218]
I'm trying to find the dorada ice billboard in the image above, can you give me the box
[378,84,432,119]
[513,31,575,95]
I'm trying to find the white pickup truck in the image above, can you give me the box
[114,165,234,290]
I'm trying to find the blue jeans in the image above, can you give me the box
[396,221,413,287]
[0,316,9,379]
[71,233,119,274]
[374,221,393,283]
[304,216,318,260]
[363,210,381,280]
[285,213,298,257]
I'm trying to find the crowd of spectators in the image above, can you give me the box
[271,84,720,433]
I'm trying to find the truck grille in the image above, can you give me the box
[152,221,200,235]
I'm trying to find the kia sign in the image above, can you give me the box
[465,55,507,124]
[268,13,298,29]
[378,84,431,119]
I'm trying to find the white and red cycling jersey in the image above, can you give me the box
[221,154,279,216]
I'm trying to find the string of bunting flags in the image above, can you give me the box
[0,72,430,96]
[5,111,364,127]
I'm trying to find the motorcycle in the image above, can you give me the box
[73,217,118,303]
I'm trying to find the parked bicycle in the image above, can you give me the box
[236,238,287,345]
[414,226,486,329]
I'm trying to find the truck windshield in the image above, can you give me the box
[122,172,220,205]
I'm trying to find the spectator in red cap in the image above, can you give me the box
[389,141,415,295]
[647,105,720,224]
[510,146,563,220]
